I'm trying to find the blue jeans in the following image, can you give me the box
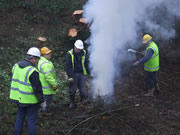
[14,104,38,135]
[69,73,87,101]
[145,71,157,89]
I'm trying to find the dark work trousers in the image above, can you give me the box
[14,104,38,135]
[69,73,87,102]
[145,71,157,89]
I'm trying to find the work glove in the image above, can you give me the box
[40,101,47,111]
[52,86,58,91]
[88,74,94,79]
[133,61,140,66]
[141,51,145,55]
[68,78,74,83]
[38,96,44,104]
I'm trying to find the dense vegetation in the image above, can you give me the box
[0,0,88,90]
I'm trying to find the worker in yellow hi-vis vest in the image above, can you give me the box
[66,39,90,109]
[10,47,44,135]
[133,34,160,96]
[37,47,58,113]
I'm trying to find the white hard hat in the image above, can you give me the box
[74,40,84,49]
[27,47,40,57]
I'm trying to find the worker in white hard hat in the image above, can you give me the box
[37,47,58,114]
[66,39,90,109]
[9,47,44,135]
[133,34,160,96]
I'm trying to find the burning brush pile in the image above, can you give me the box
[53,95,145,135]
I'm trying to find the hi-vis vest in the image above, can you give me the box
[68,49,87,75]
[37,56,57,95]
[10,64,39,104]
[144,41,159,72]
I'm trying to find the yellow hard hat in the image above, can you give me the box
[142,34,152,44]
[40,47,52,55]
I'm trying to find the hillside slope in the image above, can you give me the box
[1,1,180,135]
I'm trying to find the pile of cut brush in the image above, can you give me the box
[38,93,150,135]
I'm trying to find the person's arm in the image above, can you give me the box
[85,53,90,75]
[43,63,58,88]
[133,48,154,66]
[29,71,44,103]
[66,53,74,78]
[138,48,154,64]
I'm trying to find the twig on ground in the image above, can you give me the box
[68,105,137,135]
[159,81,169,87]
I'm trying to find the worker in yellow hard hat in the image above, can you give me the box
[37,47,58,113]
[133,34,160,96]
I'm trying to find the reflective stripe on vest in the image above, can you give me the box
[39,61,55,74]
[10,64,39,104]
[68,49,87,75]
[37,57,56,95]
[144,41,159,72]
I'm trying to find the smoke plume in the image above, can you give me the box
[83,0,180,102]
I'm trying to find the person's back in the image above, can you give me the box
[10,47,44,135]
[10,60,39,104]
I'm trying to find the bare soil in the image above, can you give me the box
[35,41,180,135]
[1,7,180,135]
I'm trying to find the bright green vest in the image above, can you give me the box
[144,41,159,72]
[68,49,87,75]
[37,57,57,95]
[10,64,39,104]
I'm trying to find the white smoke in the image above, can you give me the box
[83,0,180,101]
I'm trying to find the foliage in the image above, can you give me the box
[0,0,87,134]
[0,0,86,24]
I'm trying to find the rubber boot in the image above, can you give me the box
[80,94,86,102]
[69,95,77,109]
[144,88,155,96]
[155,83,160,92]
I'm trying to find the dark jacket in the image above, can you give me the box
[139,48,154,64]
[66,49,90,78]
[12,59,44,106]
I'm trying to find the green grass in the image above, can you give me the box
[0,0,87,134]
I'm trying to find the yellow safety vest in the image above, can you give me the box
[144,41,159,72]
[68,49,87,75]
[37,56,57,95]
[10,64,39,104]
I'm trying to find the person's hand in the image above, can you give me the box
[89,75,94,79]
[52,86,58,91]
[39,98,44,104]
[40,101,47,109]
[68,78,74,83]
[140,51,145,55]
[133,61,140,66]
